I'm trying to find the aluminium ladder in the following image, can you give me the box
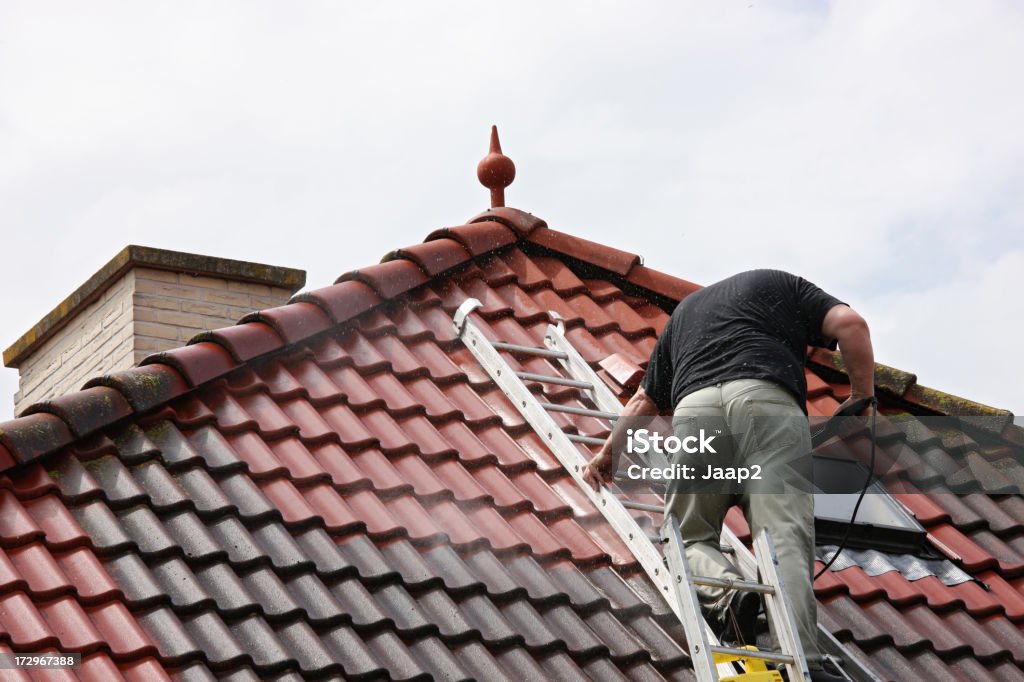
[452,298,858,682]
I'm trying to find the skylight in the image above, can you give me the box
[813,456,927,554]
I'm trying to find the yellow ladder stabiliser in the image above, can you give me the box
[716,646,783,681]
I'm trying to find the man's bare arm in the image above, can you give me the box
[821,304,875,413]
[582,386,660,490]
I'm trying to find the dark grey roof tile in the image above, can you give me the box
[174,467,234,517]
[226,615,291,671]
[548,562,608,611]
[506,554,570,605]
[194,562,261,617]
[216,667,265,682]
[403,635,472,681]
[187,426,249,473]
[421,545,481,594]
[131,459,191,511]
[234,564,301,620]
[498,599,560,650]
[409,585,475,639]
[170,660,220,682]
[363,630,431,682]
[368,582,432,635]
[104,552,167,607]
[581,658,631,681]
[462,550,526,599]
[218,472,278,521]
[207,515,264,567]
[181,610,247,668]
[70,500,133,554]
[151,556,215,612]
[273,619,342,675]
[457,593,520,646]
[542,603,605,656]
[582,610,647,661]
[250,521,315,574]
[163,510,225,564]
[452,640,518,682]
[318,623,387,678]
[136,605,202,663]
[328,573,389,628]
[621,614,687,665]
[188,425,260,473]
[535,651,590,681]
[587,566,659,617]
[81,454,149,507]
[378,538,439,588]
[335,534,399,584]
[621,659,681,681]
[280,572,345,624]
[148,422,206,470]
[292,527,354,579]
[259,670,310,682]
[118,505,178,557]
[50,455,104,502]
[111,424,162,464]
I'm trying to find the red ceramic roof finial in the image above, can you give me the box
[477,125,516,208]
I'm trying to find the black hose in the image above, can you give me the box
[814,398,878,580]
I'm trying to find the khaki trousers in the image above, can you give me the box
[664,378,821,666]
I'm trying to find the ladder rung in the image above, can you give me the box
[492,341,568,359]
[691,575,775,595]
[621,500,664,513]
[565,433,606,446]
[710,645,794,666]
[515,371,593,390]
[539,402,619,420]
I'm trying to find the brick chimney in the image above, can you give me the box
[3,245,305,415]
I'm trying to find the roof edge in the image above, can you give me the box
[3,245,306,368]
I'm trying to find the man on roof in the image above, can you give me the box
[583,269,875,682]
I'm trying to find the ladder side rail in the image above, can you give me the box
[543,319,624,416]
[662,516,721,682]
[753,531,811,682]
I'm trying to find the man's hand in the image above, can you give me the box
[581,385,660,492]
[835,393,876,417]
[583,450,613,491]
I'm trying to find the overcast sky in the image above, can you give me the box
[2,1,1022,419]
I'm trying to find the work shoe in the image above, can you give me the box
[715,591,760,646]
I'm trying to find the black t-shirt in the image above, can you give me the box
[642,269,844,413]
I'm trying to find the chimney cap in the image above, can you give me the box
[3,245,306,368]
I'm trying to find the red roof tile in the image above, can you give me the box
[0,191,1019,680]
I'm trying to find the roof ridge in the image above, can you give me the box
[0,207,1012,471]
[808,348,1015,429]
